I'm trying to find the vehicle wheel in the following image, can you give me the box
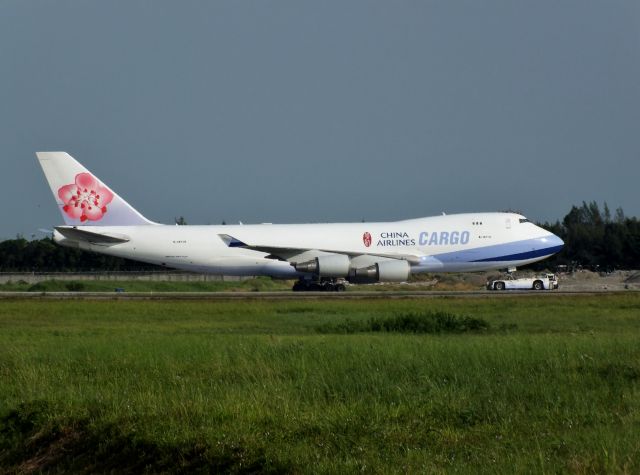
[533,280,544,290]
[495,282,505,291]
[335,284,346,292]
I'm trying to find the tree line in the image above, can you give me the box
[0,202,638,272]
[537,201,640,271]
[0,237,160,272]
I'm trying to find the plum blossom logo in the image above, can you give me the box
[363,232,372,247]
[57,173,114,222]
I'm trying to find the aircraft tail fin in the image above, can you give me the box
[36,152,155,226]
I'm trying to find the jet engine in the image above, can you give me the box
[349,260,410,283]
[293,254,351,277]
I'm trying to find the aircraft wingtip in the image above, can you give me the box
[218,234,247,248]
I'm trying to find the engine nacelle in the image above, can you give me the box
[349,260,410,283]
[294,254,351,277]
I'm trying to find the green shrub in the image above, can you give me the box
[317,311,490,334]
[65,282,85,292]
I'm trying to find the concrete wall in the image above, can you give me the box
[0,272,249,284]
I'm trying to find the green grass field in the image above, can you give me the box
[0,271,485,293]
[0,276,291,293]
[1,295,639,473]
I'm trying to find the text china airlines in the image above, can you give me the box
[375,230,470,247]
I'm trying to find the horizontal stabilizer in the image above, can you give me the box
[55,226,130,244]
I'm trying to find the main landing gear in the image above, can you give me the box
[292,278,347,292]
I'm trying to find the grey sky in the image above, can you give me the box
[1,1,639,239]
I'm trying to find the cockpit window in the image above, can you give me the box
[519,218,530,223]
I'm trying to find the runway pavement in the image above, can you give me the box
[0,289,636,300]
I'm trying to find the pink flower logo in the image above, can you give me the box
[363,232,372,247]
[57,173,114,222]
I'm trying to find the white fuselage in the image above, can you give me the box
[54,212,563,278]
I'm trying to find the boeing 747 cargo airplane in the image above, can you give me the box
[37,152,563,291]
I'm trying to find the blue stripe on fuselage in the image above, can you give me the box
[471,245,563,262]
[432,236,563,263]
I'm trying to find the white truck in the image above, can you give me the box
[487,273,559,291]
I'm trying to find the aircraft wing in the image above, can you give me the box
[218,234,423,264]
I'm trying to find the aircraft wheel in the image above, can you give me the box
[335,284,346,292]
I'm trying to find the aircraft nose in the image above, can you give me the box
[544,233,564,254]
[551,233,564,248]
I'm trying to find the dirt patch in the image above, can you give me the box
[559,270,640,291]
[625,272,640,284]
[0,402,287,474]
[17,426,84,474]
